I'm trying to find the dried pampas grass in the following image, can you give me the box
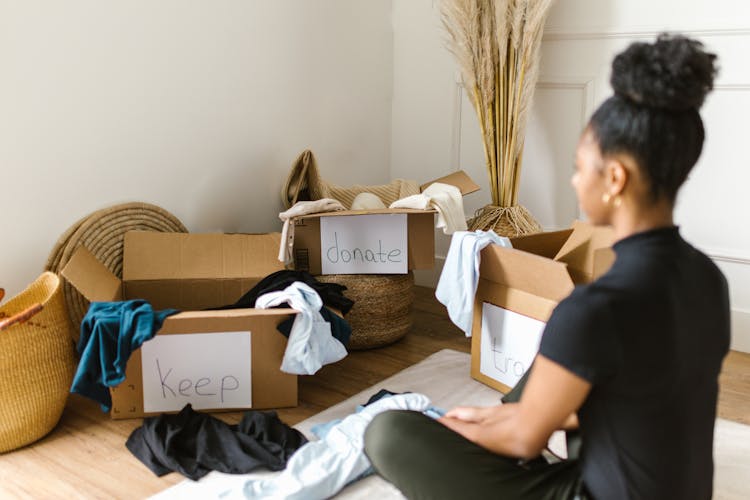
[442,0,555,235]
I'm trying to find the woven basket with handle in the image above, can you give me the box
[0,272,76,453]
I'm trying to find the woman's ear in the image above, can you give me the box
[603,157,629,196]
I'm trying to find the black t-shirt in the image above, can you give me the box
[539,227,730,500]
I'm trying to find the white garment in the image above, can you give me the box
[255,282,347,375]
[435,230,512,336]
[350,192,386,210]
[278,199,345,264]
[389,182,468,234]
[240,393,431,500]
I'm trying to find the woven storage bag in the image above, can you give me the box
[317,273,414,349]
[0,272,76,453]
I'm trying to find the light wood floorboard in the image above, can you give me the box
[0,286,747,498]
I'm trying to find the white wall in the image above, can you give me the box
[391,0,750,352]
[0,0,394,298]
[4,1,748,352]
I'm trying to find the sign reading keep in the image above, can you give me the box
[140,331,252,413]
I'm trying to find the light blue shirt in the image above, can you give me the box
[256,282,347,375]
[435,230,512,336]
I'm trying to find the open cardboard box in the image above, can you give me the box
[470,221,616,393]
[292,170,480,275]
[62,232,298,419]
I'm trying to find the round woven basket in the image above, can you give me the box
[0,272,76,453]
[45,202,188,333]
[317,273,414,350]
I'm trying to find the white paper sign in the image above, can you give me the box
[141,332,252,413]
[320,214,408,274]
[480,303,545,389]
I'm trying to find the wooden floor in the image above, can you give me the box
[1,286,748,498]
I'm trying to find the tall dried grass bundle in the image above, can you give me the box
[442,0,555,236]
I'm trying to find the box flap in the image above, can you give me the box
[420,170,480,196]
[295,208,435,219]
[160,309,297,320]
[479,244,575,302]
[123,232,284,281]
[509,229,573,260]
[553,221,615,284]
[61,246,123,302]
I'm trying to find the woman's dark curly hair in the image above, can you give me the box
[588,34,719,203]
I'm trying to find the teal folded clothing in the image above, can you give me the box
[71,300,179,411]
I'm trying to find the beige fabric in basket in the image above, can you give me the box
[281,150,420,210]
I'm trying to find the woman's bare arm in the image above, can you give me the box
[439,355,590,459]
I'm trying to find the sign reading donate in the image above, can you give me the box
[320,214,408,274]
[480,303,545,389]
[141,332,252,413]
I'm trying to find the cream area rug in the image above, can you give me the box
[153,349,749,500]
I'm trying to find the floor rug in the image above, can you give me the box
[153,349,749,500]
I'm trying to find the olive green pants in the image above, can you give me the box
[363,371,588,500]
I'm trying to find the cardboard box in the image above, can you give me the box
[62,232,297,419]
[470,221,616,393]
[293,170,480,275]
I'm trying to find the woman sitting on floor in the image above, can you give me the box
[364,34,729,500]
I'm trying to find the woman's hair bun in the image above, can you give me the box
[610,33,718,111]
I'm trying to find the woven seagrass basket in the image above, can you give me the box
[44,202,188,335]
[317,273,414,349]
[0,272,76,453]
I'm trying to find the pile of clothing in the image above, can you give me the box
[71,270,355,411]
[216,270,354,375]
[127,391,439,500]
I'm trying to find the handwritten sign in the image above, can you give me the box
[320,214,408,274]
[480,303,545,389]
[141,332,252,413]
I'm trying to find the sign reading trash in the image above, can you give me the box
[141,331,252,412]
[479,303,545,389]
[320,214,408,274]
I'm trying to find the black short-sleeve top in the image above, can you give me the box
[539,226,730,500]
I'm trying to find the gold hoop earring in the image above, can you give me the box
[601,193,611,204]
[613,196,622,208]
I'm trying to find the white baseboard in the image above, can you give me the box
[416,255,750,354]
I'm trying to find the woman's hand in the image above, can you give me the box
[438,404,517,444]
[435,355,591,459]
[444,405,498,423]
